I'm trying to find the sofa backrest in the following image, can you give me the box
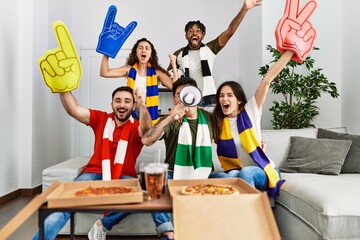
[261,127,347,167]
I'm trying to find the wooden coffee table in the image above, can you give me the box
[38,192,172,240]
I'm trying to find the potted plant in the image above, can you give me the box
[258,45,339,129]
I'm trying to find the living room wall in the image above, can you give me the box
[0,0,357,197]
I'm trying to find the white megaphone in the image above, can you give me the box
[179,85,202,107]
[174,85,202,120]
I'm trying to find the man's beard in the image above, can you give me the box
[188,40,201,49]
[114,108,132,122]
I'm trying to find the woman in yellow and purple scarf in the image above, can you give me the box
[210,51,294,198]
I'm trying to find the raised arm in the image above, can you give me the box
[141,103,187,146]
[217,0,262,47]
[134,88,152,136]
[156,70,173,90]
[169,54,179,82]
[254,51,293,109]
[59,92,90,124]
[100,55,130,78]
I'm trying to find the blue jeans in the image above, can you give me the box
[32,172,102,240]
[102,172,174,235]
[32,173,173,240]
[209,166,281,191]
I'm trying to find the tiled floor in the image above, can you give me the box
[0,196,159,240]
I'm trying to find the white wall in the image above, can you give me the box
[0,1,21,196]
[342,0,360,134]
[0,0,357,196]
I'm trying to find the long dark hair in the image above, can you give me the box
[213,81,247,143]
[126,38,168,75]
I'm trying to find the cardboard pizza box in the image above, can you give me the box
[0,181,61,240]
[168,178,260,196]
[168,178,280,240]
[47,179,143,208]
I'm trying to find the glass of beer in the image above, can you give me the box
[144,164,165,200]
[139,162,148,191]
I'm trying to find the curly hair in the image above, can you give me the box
[126,38,168,75]
[185,20,206,34]
[212,81,247,143]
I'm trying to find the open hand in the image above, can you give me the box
[275,0,318,62]
[96,5,137,58]
[244,0,262,10]
[39,21,81,93]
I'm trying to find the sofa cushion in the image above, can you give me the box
[262,127,347,168]
[42,157,89,190]
[280,136,352,175]
[276,173,360,239]
[317,128,360,173]
[262,128,318,167]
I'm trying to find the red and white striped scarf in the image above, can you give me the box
[101,114,134,180]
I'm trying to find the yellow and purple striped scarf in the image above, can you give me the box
[217,110,285,197]
[127,62,159,125]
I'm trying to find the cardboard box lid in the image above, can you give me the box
[47,179,143,208]
[0,181,61,240]
[173,193,280,240]
[168,178,280,240]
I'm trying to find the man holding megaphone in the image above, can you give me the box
[142,77,215,180]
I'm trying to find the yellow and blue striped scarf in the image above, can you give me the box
[217,110,285,197]
[127,62,159,125]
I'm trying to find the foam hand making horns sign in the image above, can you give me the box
[275,0,318,62]
[39,21,82,93]
[96,5,137,58]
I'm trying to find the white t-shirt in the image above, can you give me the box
[228,96,275,167]
[134,75,147,90]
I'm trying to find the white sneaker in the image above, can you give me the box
[88,219,107,240]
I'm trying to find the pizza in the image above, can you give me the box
[74,186,134,197]
[180,184,239,196]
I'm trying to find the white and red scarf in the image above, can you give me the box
[101,114,134,180]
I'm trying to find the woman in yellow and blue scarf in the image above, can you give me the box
[101,38,178,125]
[211,51,294,197]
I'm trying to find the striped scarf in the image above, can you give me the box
[181,43,216,97]
[174,109,212,179]
[101,114,134,180]
[217,110,285,198]
[127,62,159,125]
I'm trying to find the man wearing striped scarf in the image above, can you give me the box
[141,77,215,239]
[142,77,215,180]
[33,86,174,240]
[168,0,262,107]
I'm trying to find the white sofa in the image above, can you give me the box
[43,127,360,239]
[262,127,360,240]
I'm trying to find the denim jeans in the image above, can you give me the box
[102,172,174,236]
[209,166,281,191]
[32,172,102,240]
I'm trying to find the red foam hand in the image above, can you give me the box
[275,0,318,62]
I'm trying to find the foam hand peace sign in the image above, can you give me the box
[275,0,318,62]
[96,5,137,58]
[39,21,82,93]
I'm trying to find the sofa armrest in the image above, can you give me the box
[42,157,89,190]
